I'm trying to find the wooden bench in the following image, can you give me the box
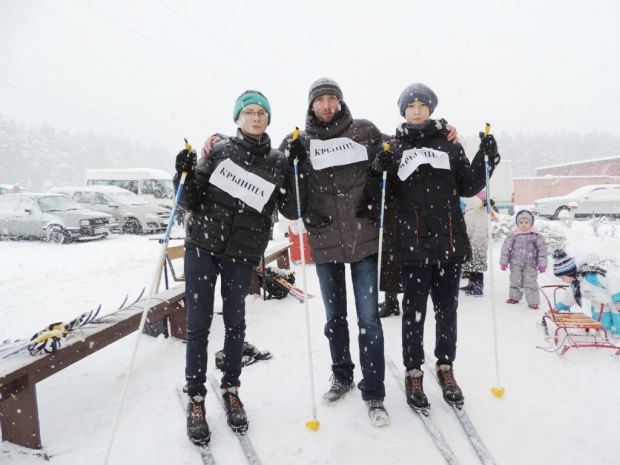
[249,240,292,295]
[161,241,292,295]
[0,286,187,450]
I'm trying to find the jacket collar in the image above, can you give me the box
[304,101,354,139]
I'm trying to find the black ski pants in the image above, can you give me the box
[401,261,461,370]
[184,245,253,396]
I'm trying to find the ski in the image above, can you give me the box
[255,265,313,303]
[386,358,461,465]
[208,376,263,465]
[176,387,217,465]
[423,355,496,465]
[0,304,104,360]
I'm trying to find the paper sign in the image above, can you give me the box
[397,147,450,181]
[309,137,368,170]
[209,159,276,212]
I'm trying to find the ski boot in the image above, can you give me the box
[321,376,355,405]
[405,369,430,414]
[459,280,474,292]
[222,387,248,433]
[366,399,390,427]
[505,298,519,304]
[436,363,464,409]
[378,293,400,318]
[528,304,539,310]
[186,394,210,445]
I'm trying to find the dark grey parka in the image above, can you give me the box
[279,102,384,264]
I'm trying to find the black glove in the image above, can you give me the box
[371,149,395,175]
[478,133,500,166]
[175,149,197,174]
[287,137,307,165]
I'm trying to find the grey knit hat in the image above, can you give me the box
[553,249,577,277]
[308,77,343,105]
[515,209,535,225]
[398,83,438,117]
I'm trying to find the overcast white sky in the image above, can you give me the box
[1,0,619,154]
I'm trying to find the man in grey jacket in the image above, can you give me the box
[281,78,389,426]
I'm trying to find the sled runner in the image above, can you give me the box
[539,285,620,355]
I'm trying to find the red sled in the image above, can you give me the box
[539,285,620,355]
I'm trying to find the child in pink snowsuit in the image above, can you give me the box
[500,210,548,309]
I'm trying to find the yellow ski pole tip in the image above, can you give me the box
[305,419,320,431]
[491,386,505,398]
[483,123,491,137]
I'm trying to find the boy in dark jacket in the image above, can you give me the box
[174,90,297,445]
[371,83,500,411]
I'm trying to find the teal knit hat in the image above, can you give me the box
[233,90,271,124]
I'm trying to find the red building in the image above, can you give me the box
[515,156,620,204]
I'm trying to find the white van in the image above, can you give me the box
[85,168,174,209]
[488,159,514,214]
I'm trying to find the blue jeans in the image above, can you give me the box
[315,254,385,401]
[184,245,253,396]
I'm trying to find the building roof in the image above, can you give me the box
[537,155,620,171]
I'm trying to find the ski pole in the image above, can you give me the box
[291,127,320,431]
[377,143,390,294]
[103,139,193,464]
[482,124,505,399]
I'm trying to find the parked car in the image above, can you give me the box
[0,193,115,243]
[84,168,175,209]
[49,185,170,234]
[531,184,620,219]
[0,184,29,195]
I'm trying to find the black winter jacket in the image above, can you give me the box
[383,122,496,266]
[175,131,297,266]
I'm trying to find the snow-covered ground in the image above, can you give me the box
[1,218,619,465]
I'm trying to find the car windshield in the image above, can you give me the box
[147,179,174,199]
[37,195,82,212]
[565,185,605,197]
[111,191,148,205]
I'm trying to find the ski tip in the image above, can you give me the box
[490,386,505,398]
[305,419,320,431]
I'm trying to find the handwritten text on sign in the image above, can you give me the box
[309,137,368,170]
[209,158,276,212]
[397,148,450,181]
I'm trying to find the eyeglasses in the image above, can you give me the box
[241,109,268,118]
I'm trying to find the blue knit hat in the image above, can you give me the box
[233,90,271,124]
[553,249,577,277]
[398,83,438,117]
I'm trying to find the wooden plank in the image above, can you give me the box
[0,375,41,449]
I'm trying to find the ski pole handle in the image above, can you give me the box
[483,123,491,137]
[293,127,300,141]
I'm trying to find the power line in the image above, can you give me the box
[0,80,180,137]
[155,0,302,106]
[74,0,245,89]
[0,65,186,134]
